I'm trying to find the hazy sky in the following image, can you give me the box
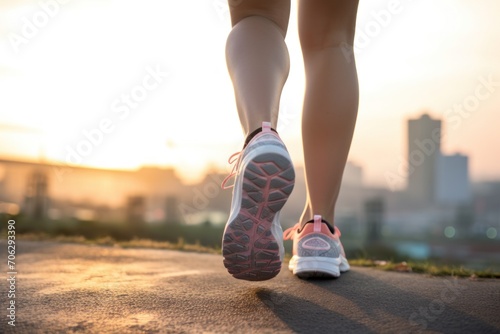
[1,0,499,187]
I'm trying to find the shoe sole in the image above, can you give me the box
[222,152,295,281]
[289,256,350,279]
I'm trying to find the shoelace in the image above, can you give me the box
[283,223,342,240]
[221,151,242,190]
[283,223,300,240]
[221,123,277,190]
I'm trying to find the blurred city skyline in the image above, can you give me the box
[1,0,499,186]
[0,112,485,221]
[1,110,498,267]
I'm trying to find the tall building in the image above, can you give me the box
[364,197,385,244]
[407,114,441,205]
[337,161,364,220]
[165,196,181,223]
[436,153,471,204]
[24,169,50,220]
[126,195,146,225]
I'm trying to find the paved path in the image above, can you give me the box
[1,241,499,333]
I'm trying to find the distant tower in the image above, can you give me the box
[364,197,385,244]
[24,169,50,220]
[436,153,471,205]
[126,195,145,225]
[165,196,180,223]
[407,113,441,205]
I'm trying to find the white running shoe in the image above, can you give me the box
[284,215,350,279]
[222,122,295,281]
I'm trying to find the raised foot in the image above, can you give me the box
[222,152,294,281]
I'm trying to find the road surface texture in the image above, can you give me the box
[1,241,499,333]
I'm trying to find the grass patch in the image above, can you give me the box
[350,259,500,279]
[16,233,219,254]
[14,233,500,279]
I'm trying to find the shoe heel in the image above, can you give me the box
[222,152,294,281]
[294,256,341,279]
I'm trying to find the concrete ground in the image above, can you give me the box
[1,241,499,333]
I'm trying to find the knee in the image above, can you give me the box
[300,29,355,52]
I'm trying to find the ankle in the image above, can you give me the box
[243,122,278,148]
[301,215,335,234]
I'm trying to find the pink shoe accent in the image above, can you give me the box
[221,122,277,190]
[262,121,272,132]
[313,215,322,232]
[221,152,242,189]
[302,237,331,251]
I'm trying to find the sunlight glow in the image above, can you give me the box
[1,0,499,184]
